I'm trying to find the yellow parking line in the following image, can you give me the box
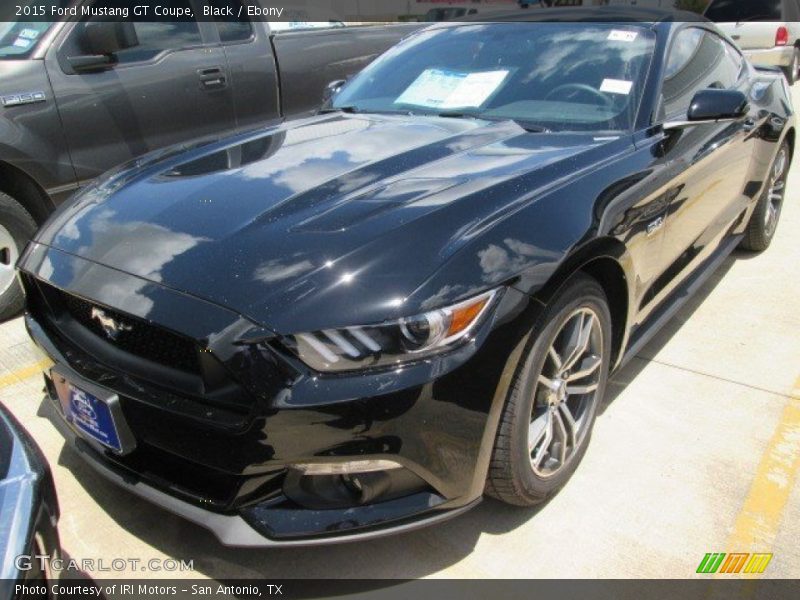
[722,375,800,577]
[0,359,51,389]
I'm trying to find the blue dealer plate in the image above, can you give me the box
[66,384,122,452]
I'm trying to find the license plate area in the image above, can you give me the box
[50,366,136,455]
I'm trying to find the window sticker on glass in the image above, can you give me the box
[600,78,634,95]
[395,68,510,110]
[608,30,638,43]
[19,28,40,40]
[12,38,32,49]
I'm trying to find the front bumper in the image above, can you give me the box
[744,46,795,68]
[40,390,477,547]
[27,313,486,546]
[20,245,540,546]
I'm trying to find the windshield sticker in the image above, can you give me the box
[395,68,510,110]
[600,78,634,95]
[608,30,638,43]
[19,28,40,40]
[12,38,32,49]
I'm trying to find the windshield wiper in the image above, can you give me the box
[512,120,550,133]
[436,111,481,120]
[320,105,360,114]
[437,112,549,133]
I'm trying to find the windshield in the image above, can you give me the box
[333,23,656,132]
[0,1,70,59]
[704,0,782,22]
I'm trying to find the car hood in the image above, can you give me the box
[36,113,617,333]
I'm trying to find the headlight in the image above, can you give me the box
[285,289,499,373]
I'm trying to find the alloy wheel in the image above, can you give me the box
[528,307,603,478]
[0,224,19,295]
[765,147,788,238]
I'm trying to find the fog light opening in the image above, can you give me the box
[283,460,430,510]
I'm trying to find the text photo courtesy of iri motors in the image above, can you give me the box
[0,1,799,599]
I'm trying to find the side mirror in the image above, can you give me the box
[322,79,346,106]
[68,20,139,73]
[664,89,750,131]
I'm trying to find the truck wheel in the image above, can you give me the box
[486,273,611,506]
[782,48,799,85]
[740,141,789,253]
[0,192,37,321]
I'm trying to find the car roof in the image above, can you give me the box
[460,6,709,24]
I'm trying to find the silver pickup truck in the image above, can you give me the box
[706,0,800,84]
[0,0,419,319]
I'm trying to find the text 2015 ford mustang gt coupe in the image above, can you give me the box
[18,12,794,545]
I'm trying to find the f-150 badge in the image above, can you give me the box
[1,92,46,107]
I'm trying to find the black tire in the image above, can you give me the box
[486,273,612,506]
[0,192,37,321]
[783,48,799,86]
[740,140,790,253]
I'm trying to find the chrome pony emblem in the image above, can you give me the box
[90,307,132,341]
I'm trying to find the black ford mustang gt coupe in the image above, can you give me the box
[17,11,794,545]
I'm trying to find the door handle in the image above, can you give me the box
[198,66,227,90]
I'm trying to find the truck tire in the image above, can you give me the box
[782,48,799,86]
[0,192,37,321]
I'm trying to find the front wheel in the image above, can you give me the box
[486,273,612,506]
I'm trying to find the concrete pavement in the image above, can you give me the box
[1,100,799,581]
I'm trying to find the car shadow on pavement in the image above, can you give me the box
[41,251,741,584]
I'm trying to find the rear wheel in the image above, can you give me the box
[740,141,790,252]
[783,48,799,86]
[0,192,37,321]
[487,273,612,506]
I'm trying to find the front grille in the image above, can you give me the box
[55,289,201,374]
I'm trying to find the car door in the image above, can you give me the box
[44,0,236,183]
[642,26,757,318]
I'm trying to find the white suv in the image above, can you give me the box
[705,0,800,84]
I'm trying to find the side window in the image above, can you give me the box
[662,28,740,119]
[78,0,202,64]
[723,40,745,77]
[211,0,254,43]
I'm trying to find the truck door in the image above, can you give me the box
[44,0,236,183]
[210,1,281,131]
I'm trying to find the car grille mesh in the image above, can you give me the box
[56,289,201,374]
